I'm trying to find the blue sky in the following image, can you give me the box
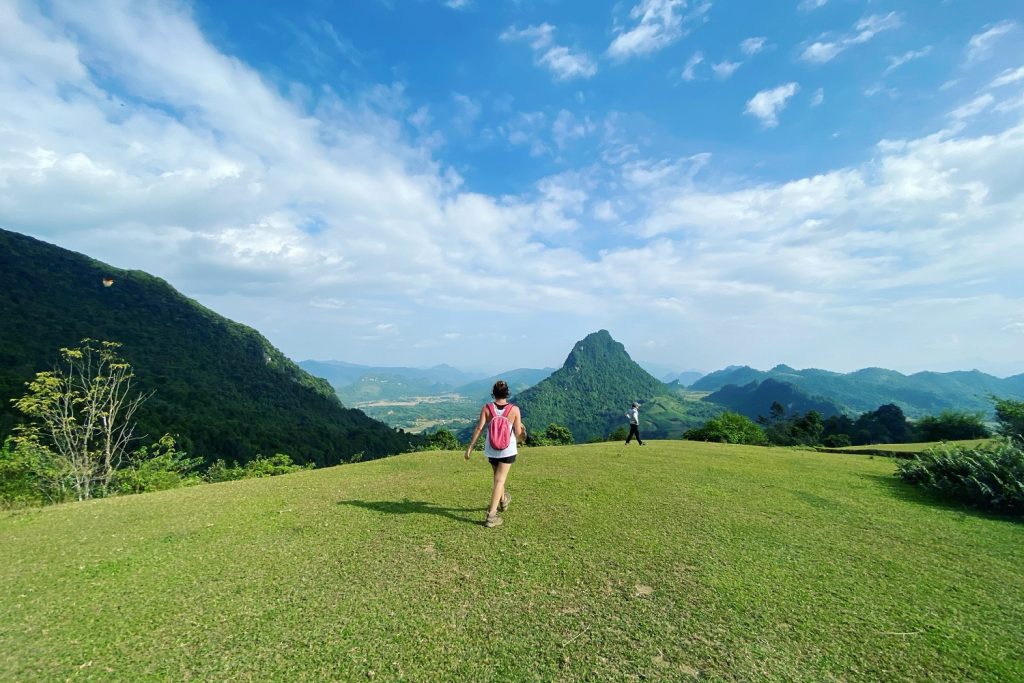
[2,0,1023,377]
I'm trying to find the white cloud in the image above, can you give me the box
[949,94,995,121]
[745,83,800,128]
[3,1,1023,376]
[451,93,481,133]
[608,0,709,61]
[501,24,597,81]
[798,0,829,10]
[711,60,741,80]
[552,110,596,149]
[810,88,824,107]
[681,51,704,81]
[991,66,1024,88]
[800,12,903,64]
[883,46,932,75]
[739,36,766,56]
[444,0,471,8]
[966,21,1017,63]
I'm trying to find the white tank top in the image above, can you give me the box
[483,404,518,459]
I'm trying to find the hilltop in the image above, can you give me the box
[0,229,421,465]
[2,441,1020,680]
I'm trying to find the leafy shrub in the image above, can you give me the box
[110,435,204,495]
[994,397,1024,442]
[915,411,990,442]
[822,433,852,448]
[0,438,72,506]
[527,423,574,446]
[897,437,1024,515]
[684,412,767,445]
[608,426,629,442]
[419,428,460,451]
[206,453,311,482]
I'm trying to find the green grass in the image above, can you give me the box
[820,439,993,456]
[2,441,1021,681]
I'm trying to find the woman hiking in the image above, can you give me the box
[464,380,525,528]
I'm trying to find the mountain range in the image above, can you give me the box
[4,228,1022,459]
[691,364,1024,419]
[0,229,421,466]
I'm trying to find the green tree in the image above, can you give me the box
[0,438,70,506]
[684,412,768,445]
[12,340,150,500]
[915,411,991,442]
[543,423,574,446]
[993,397,1024,442]
[421,428,460,451]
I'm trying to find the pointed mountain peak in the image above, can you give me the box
[564,330,630,369]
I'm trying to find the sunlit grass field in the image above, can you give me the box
[1,441,1021,681]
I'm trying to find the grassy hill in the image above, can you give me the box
[2,441,1020,681]
[0,229,421,465]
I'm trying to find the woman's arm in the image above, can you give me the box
[464,406,489,460]
[512,407,526,441]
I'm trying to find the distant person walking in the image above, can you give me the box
[464,380,525,528]
[625,401,645,446]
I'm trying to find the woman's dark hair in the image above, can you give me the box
[492,380,510,400]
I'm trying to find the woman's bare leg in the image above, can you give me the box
[488,461,512,515]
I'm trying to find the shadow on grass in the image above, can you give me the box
[863,473,1023,525]
[337,499,481,525]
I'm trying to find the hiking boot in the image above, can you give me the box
[484,512,503,528]
[498,491,511,512]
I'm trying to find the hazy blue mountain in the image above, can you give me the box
[638,361,705,386]
[692,363,1024,418]
[703,379,844,420]
[299,359,481,392]
[455,368,555,401]
[690,366,769,392]
[0,229,422,466]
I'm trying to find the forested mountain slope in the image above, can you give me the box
[0,229,421,466]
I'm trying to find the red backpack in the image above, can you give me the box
[486,403,515,450]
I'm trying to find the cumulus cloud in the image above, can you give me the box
[3,1,1023,375]
[552,110,596,149]
[800,12,903,64]
[681,51,704,81]
[608,0,710,61]
[745,83,800,128]
[966,21,1017,63]
[740,36,766,56]
[810,88,824,107]
[711,60,741,80]
[501,24,597,81]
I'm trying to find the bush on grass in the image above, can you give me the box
[206,453,311,482]
[684,412,768,446]
[897,437,1024,516]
